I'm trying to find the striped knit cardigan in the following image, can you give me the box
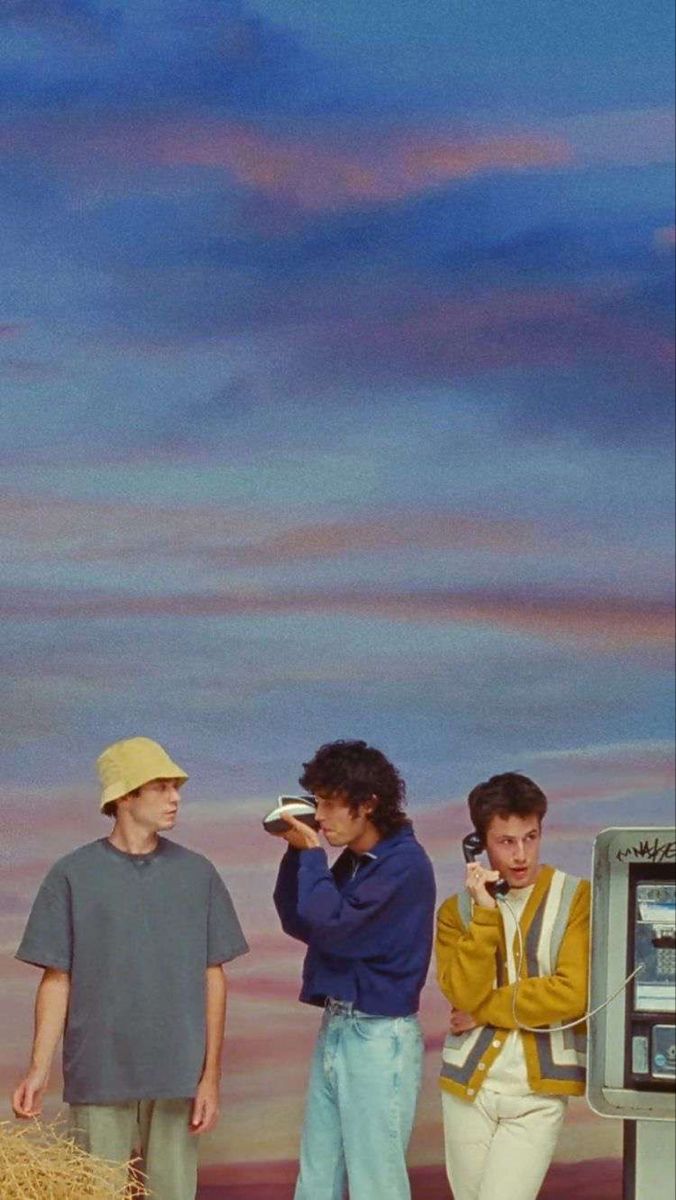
[436,865,590,1101]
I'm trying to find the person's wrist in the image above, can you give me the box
[200,1066,221,1085]
[28,1060,49,1080]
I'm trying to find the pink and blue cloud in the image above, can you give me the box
[1,1,673,1193]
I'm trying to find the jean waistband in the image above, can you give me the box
[325,997,357,1016]
[324,998,417,1020]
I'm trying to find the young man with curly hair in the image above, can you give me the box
[273,739,436,1200]
[436,772,590,1200]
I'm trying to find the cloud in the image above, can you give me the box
[0,357,61,381]
[0,111,570,211]
[0,582,672,651]
[527,739,676,806]
[209,513,540,565]
[558,107,675,169]
[3,108,672,215]
[409,742,676,849]
[1,75,672,400]
[0,491,270,563]
[295,281,675,395]
[532,737,674,765]
[3,0,111,39]
[0,0,329,118]
[138,119,570,211]
[0,493,545,566]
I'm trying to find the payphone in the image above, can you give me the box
[588,828,675,1200]
[626,868,675,1089]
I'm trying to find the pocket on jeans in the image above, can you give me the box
[352,1014,396,1041]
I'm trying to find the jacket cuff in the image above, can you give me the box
[298,847,328,871]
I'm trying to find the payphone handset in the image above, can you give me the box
[461,831,510,897]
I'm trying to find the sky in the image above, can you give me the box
[1,0,674,1192]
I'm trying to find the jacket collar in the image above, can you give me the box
[357,823,415,860]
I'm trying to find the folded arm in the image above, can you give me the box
[436,897,503,1013]
[472,883,590,1029]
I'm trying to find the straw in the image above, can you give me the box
[0,1119,150,1198]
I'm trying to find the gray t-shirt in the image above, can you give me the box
[16,837,249,1104]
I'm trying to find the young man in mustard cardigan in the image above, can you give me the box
[436,772,590,1200]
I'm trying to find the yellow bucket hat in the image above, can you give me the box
[96,737,188,810]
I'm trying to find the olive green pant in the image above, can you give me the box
[68,1098,198,1200]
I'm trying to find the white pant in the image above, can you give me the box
[442,1088,567,1200]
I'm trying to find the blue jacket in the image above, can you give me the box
[273,825,436,1017]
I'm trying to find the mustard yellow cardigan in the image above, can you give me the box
[436,864,590,1100]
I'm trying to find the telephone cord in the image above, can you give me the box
[497,893,643,1035]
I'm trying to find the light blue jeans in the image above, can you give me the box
[294,1000,425,1200]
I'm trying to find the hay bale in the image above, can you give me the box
[0,1119,150,1198]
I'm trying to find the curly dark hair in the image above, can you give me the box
[299,739,410,837]
[468,772,547,840]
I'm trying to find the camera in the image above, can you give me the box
[262,795,319,835]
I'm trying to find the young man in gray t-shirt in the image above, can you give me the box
[12,736,248,1200]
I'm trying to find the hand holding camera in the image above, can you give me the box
[262,796,321,850]
[279,812,321,850]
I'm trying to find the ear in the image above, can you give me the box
[363,793,378,818]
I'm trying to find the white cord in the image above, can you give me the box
[498,893,643,1034]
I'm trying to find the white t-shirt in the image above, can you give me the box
[483,884,534,1096]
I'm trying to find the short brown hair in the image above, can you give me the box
[468,772,547,840]
[101,786,142,819]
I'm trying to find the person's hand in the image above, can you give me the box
[190,1074,220,1135]
[465,861,500,909]
[279,812,321,851]
[449,1009,478,1035]
[12,1067,49,1119]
